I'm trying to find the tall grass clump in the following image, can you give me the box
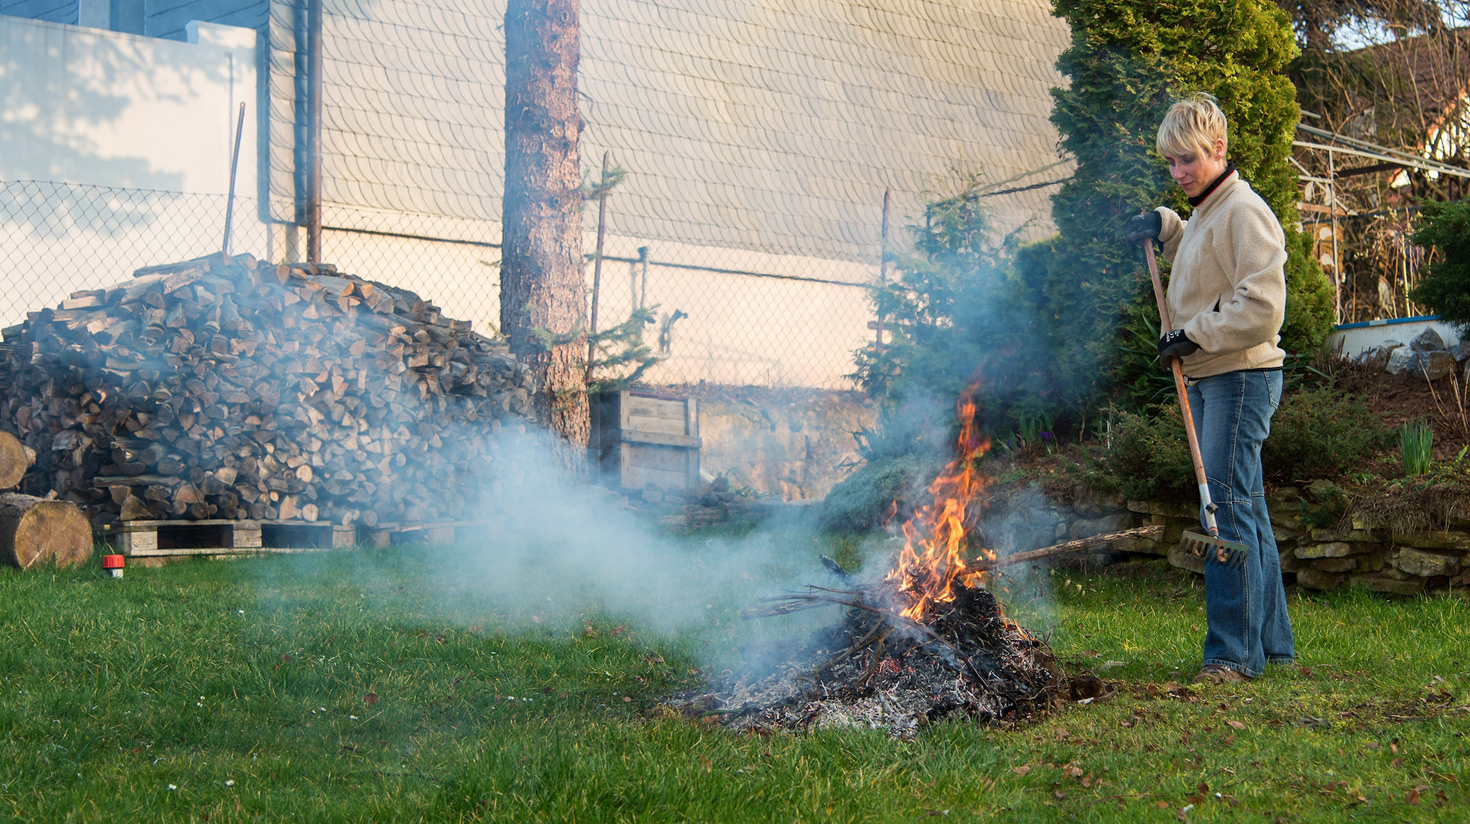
[1400,418,1434,478]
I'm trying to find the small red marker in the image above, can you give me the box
[102,554,126,578]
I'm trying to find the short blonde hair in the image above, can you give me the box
[1156,93,1228,161]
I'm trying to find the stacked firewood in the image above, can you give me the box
[0,253,536,528]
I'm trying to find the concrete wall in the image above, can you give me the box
[1326,316,1462,360]
[0,16,270,325]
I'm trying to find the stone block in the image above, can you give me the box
[1312,557,1358,573]
[1352,573,1426,596]
[1296,568,1349,591]
[1115,538,1166,555]
[1410,327,1446,352]
[1394,531,1470,551]
[1128,500,1196,519]
[1356,340,1401,371]
[1071,488,1125,517]
[1394,547,1460,578]
[1387,347,1454,380]
[1069,513,1133,539]
[1269,507,1305,529]
[1310,528,1380,542]
[1295,541,1355,559]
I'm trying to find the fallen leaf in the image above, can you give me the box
[1012,765,1031,777]
[1406,788,1421,805]
[622,696,633,703]
[1065,764,1084,779]
[363,693,379,705]
[1226,720,1246,730]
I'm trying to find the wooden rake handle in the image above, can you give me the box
[1142,242,1218,533]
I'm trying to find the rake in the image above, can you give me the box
[1142,240,1249,567]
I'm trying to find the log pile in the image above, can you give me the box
[0,253,536,528]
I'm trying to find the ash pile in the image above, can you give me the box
[684,570,1062,738]
[0,253,536,528]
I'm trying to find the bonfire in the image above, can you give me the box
[683,386,1067,737]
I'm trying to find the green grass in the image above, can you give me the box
[0,542,1465,823]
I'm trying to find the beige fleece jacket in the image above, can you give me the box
[1155,172,1287,379]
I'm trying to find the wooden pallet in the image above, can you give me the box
[99,519,356,557]
[359,521,490,549]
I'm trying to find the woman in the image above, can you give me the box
[1124,93,1295,684]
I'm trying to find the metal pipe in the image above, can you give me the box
[223,102,246,256]
[876,188,889,353]
[585,151,609,384]
[1292,140,1470,179]
[306,0,324,263]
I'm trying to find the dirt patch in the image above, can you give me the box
[1329,361,1470,464]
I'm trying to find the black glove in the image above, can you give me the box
[1158,329,1199,362]
[1123,211,1162,244]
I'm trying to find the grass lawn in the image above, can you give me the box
[0,535,1465,823]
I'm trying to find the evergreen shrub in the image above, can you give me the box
[1409,200,1470,332]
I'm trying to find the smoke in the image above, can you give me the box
[269,423,874,670]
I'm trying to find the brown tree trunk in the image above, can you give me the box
[0,493,92,570]
[502,0,590,473]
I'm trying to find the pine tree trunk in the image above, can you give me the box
[502,0,590,473]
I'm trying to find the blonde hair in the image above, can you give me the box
[1156,93,1228,161]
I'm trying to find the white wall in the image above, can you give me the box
[0,16,269,325]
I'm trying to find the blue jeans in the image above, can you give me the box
[1186,369,1294,677]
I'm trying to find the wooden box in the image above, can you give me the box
[593,390,700,492]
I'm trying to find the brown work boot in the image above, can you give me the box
[1191,664,1252,685]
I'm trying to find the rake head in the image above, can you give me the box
[1181,530,1249,567]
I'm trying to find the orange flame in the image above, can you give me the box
[884,387,996,622]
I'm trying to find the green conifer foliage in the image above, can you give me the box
[1409,200,1470,332]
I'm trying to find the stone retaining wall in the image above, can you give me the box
[1032,489,1470,595]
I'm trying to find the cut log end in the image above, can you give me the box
[0,431,32,490]
[0,493,93,570]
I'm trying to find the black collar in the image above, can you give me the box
[1188,162,1237,208]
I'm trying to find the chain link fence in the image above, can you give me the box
[2,179,877,389]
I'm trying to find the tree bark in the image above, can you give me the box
[0,493,92,570]
[502,0,590,473]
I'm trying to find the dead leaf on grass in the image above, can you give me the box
[1226,719,1246,730]
[363,693,379,705]
[1012,765,1031,777]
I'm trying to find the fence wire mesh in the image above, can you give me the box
[0,180,273,326]
[3,179,876,389]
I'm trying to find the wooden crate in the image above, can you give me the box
[593,390,700,492]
